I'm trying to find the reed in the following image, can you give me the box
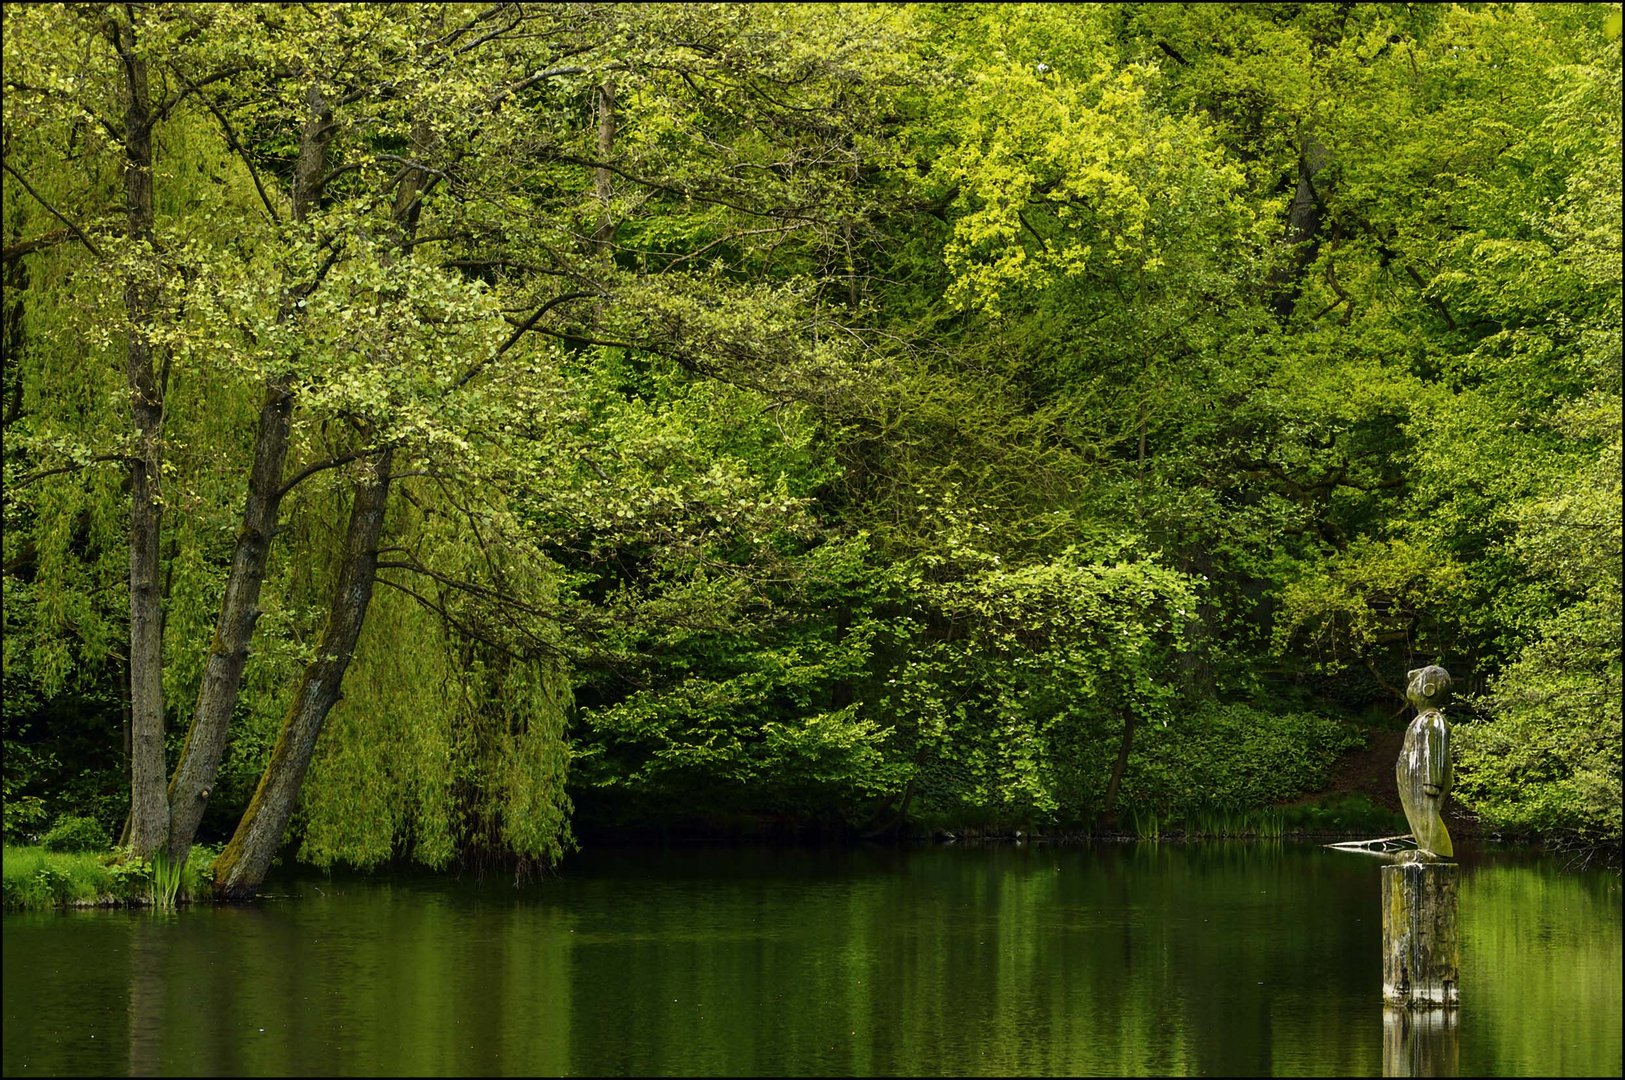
[150,851,183,908]
[1178,808,1286,840]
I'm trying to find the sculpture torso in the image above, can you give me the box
[1397,666,1454,859]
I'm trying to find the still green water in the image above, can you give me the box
[3,843,1620,1076]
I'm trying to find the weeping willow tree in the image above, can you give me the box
[5,1,906,890]
[3,3,593,892]
[296,509,575,873]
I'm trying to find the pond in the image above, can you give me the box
[3,842,1620,1076]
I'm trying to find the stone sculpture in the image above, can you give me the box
[1397,665,1453,859]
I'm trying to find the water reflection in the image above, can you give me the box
[126,914,165,1076]
[1383,1007,1459,1078]
[2,844,1619,1076]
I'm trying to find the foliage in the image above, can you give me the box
[2,795,48,844]
[1,3,1618,863]
[1121,704,1364,820]
[1277,794,1410,839]
[2,846,114,911]
[40,813,110,854]
[883,554,1198,827]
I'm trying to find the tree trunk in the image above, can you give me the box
[1098,707,1136,833]
[165,383,293,863]
[1268,138,1330,320]
[212,450,393,899]
[112,17,169,859]
[3,243,27,429]
[164,86,332,865]
[593,78,616,259]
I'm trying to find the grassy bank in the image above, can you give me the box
[2,845,217,912]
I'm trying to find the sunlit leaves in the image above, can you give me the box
[935,39,1251,314]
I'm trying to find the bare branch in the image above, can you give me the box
[489,64,590,109]
[313,160,370,193]
[374,573,525,661]
[276,446,377,499]
[10,453,132,488]
[448,290,603,392]
[151,63,246,124]
[376,559,553,622]
[452,10,524,58]
[1156,41,1192,66]
[188,81,281,225]
[552,153,825,223]
[3,229,70,262]
[661,224,804,270]
[1403,263,1457,331]
[1,161,104,257]
[3,78,125,142]
[428,3,508,52]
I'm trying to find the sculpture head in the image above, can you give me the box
[1405,665,1453,712]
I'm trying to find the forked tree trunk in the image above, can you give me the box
[212,450,393,899]
[165,86,334,865]
[111,17,170,858]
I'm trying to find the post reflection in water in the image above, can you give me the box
[1383,1006,1459,1078]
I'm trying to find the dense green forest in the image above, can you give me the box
[2,2,1619,895]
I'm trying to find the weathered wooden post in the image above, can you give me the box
[1381,860,1459,1006]
[1383,665,1460,1010]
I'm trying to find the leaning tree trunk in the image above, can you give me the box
[164,382,293,863]
[164,86,334,866]
[112,17,170,859]
[212,450,393,899]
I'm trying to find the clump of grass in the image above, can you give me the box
[1181,809,1231,838]
[3,845,116,910]
[115,845,219,906]
[1128,807,1289,841]
[150,852,183,908]
[2,843,219,911]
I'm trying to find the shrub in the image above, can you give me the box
[41,814,111,854]
[1279,794,1408,836]
[182,844,219,902]
[2,795,49,843]
[1121,703,1365,819]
